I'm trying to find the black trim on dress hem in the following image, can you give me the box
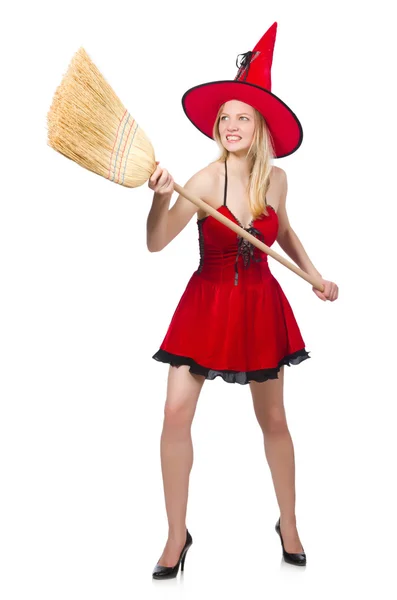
[152,348,311,385]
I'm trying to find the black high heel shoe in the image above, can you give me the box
[275,518,306,566]
[152,528,193,579]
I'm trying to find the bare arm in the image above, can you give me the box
[147,168,212,252]
[146,191,173,252]
[276,169,322,279]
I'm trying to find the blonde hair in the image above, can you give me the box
[210,103,276,220]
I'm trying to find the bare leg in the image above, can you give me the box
[156,365,205,567]
[249,366,304,553]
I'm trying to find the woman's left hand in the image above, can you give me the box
[312,278,339,302]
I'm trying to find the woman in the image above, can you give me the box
[148,23,339,579]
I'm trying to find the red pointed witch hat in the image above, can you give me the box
[181,22,303,158]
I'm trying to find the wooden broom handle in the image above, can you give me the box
[173,183,325,293]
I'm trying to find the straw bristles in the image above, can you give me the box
[47,47,156,188]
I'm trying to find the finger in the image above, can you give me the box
[163,174,173,191]
[159,174,170,189]
[157,170,169,188]
[149,166,162,185]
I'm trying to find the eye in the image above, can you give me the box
[220,116,249,120]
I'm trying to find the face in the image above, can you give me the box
[218,99,256,154]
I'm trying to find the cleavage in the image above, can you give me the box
[226,205,255,230]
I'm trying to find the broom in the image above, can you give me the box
[47,47,324,293]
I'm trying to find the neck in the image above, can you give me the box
[226,152,252,179]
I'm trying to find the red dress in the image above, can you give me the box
[152,160,311,385]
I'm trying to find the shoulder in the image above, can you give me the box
[270,165,287,196]
[188,163,219,192]
[189,161,223,204]
[191,161,224,220]
[271,165,286,181]
[195,160,223,187]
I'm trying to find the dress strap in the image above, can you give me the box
[223,159,228,206]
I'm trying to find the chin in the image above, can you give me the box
[225,145,249,153]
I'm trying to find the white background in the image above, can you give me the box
[1,0,396,598]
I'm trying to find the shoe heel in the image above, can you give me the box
[180,545,190,572]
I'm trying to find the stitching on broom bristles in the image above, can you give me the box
[107,109,128,180]
[116,117,136,183]
[122,122,139,185]
[112,113,133,182]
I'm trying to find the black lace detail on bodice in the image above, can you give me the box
[196,218,205,273]
[234,226,265,286]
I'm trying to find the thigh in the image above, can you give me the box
[249,366,286,429]
[164,365,206,422]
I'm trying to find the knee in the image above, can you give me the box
[163,401,193,431]
[261,412,289,436]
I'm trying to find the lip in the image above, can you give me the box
[226,135,242,142]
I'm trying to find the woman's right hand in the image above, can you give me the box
[148,161,174,197]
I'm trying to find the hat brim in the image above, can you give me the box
[182,80,303,158]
